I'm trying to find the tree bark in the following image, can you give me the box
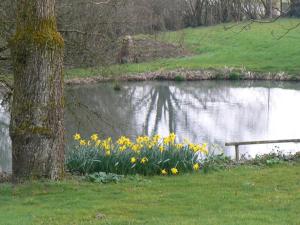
[289,0,300,17]
[9,0,65,181]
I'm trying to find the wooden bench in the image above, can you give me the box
[225,139,300,161]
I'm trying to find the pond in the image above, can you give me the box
[1,80,300,173]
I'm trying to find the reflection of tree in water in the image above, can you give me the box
[130,81,269,143]
[65,84,140,140]
[0,102,11,173]
[65,81,271,145]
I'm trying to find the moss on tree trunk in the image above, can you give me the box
[9,0,65,181]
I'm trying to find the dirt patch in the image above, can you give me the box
[116,35,190,64]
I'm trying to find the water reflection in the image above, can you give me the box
[0,91,11,173]
[1,81,300,173]
[65,81,300,158]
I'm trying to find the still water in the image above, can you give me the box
[1,80,300,173]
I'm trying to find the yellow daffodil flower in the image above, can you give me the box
[175,144,183,149]
[159,145,164,152]
[74,133,81,141]
[163,137,170,145]
[171,167,178,175]
[130,157,137,164]
[169,133,176,144]
[91,134,99,142]
[136,136,150,144]
[79,139,86,146]
[119,145,126,152]
[131,144,142,152]
[117,136,132,147]
[152,134,161,144]
[140,157,148,164]
[193,163,200,171]
[161,169,168,175]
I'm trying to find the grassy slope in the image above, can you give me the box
[67,19,300,79]
[1,164,300,225]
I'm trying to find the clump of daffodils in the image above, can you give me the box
[67,133,208,176]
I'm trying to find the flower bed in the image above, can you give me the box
[66,133,208,176]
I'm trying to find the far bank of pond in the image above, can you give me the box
[65,69,300,85]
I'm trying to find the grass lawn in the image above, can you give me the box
[66,19,300,79]
[1,164,300,225]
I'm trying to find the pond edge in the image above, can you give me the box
[65,68,300,85]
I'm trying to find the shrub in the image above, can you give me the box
[246,149,294,166]
[66,133,208,176]
[228,72,241,80]
[174,74,185,82]
[113,83,121,91]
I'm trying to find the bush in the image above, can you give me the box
[113,83,121,91]
[246,149,296,166]
[228,72,241,80]
[174,74,185,82]
[66,133,208,176]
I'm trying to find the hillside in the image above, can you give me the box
[67,19,300,79]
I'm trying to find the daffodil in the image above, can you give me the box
[106,151,111,156]
[91,134,99,142]
[74,133,81,141]
[130,157,137,164]
[169,133,176,144]
[119,145,126,152]
[171,167,178,175]
[161,169,168,175]
[131,144,142,152]
[152,134,161,144]
[136,136,150,144]
[79,139,86,146]
[159,145,164,152]
[140,157,148,164]
[193,163,200,171]
[175,143,183,149]
[117,136,132,147]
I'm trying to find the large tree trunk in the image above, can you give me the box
[289,0,300,17]
[9,0,65,181]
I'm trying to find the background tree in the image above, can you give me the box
[9,0,64,180]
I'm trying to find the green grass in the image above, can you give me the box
[1,164,300,225]
[66,19,300,79]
